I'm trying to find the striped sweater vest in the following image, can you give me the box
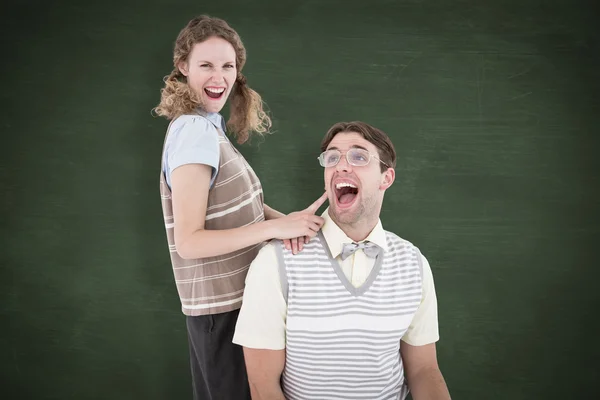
[159,112,266,316]
[276,230,424,400]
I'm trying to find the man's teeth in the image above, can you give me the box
[336,182,357,189]
[206,88,225,93]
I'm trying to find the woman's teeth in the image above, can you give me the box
[205,88,225,99]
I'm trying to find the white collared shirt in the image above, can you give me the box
[233,208,440,350]
[321,207,388,287]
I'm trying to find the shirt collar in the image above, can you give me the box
[206,112,225,132]
[320,206,388,258]
[194,108,225,132]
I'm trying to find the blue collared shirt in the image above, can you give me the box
[162,111,226,189]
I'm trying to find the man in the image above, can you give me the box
[232,121,451,399]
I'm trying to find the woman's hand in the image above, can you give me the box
[271,192,328,254]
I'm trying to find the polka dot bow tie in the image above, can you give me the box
[340,241,380,260]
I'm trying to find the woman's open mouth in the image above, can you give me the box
[204,87,225,100]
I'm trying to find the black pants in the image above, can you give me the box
[186,309,251,400]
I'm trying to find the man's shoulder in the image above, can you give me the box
[250,239,293,270]
[383,229,419,251]
[255,240,280,259]
[382,230,429,282]
[245,240,282,283]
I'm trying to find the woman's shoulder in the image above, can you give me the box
[169,113,218,133]
[167,113,224,144]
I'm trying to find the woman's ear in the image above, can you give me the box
[380,168,395,190]
[177,61,189,76]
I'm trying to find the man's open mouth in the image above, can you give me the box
[335,182,359,206]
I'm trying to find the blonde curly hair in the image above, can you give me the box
[153,15,272,144]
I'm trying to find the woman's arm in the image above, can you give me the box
[264,204,308,254]
[171,163,325,259]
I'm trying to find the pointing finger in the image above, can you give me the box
[306,192,328,214]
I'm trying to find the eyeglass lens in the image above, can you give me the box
[321,149,371,167]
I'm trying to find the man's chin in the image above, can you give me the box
[330,204,360,224]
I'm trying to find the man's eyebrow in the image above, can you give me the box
[326,145,368,151]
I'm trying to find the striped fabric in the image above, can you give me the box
[159,112,266,316]
[276,230,423,400]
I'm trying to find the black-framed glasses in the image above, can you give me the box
[317,148,389,168]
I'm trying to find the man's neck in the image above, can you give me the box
[335,217,380,243]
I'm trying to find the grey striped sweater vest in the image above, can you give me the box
[159,112,265,316]
[275,230,424,400]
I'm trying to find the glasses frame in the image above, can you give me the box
[317,148,390,168]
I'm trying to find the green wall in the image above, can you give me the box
[1,0,598,398]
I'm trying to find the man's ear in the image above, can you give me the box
[177,61,189,76]
[380,168,395,190]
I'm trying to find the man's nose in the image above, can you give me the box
[336,155,352,173]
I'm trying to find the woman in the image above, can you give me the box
[153,15,326,400]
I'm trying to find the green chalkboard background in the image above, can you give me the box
[1,0,598,398]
